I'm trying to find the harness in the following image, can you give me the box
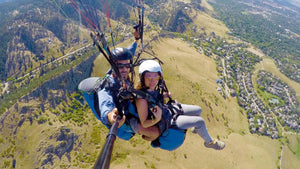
[130,89,169,132]
[93,76,119,119]
[131,89,184,134]
[133,87,187,150]
[166,100,184,126]
[78,75,124,120]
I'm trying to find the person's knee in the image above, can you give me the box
[195,106,202,115]
[195,118,205,128]
[182,104,202,116]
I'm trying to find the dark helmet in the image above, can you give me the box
[111,47,133,61]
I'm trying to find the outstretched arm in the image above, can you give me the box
[127,29,140,55]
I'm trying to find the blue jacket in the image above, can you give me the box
[81,42,138,140]
[97,76,136,140]
[97,41,137,127]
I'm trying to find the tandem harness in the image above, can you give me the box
[131,89,186,130]
[78,76,118,121]
[79,76,137,141]
[167,100,184,125]
[132,89,187,151]
[78,77,109,120]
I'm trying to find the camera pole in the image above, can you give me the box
[93,115,122,169]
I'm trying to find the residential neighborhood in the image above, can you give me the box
[212,40,299,138]
[256,71,299,131]
[186,30,299,138]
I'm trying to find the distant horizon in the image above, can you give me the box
[289,0,300,8]
[0,0,18,4]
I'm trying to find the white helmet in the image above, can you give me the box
[138,60,162,74]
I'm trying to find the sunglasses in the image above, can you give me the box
[117,63,131,69]
[145,74,160,81]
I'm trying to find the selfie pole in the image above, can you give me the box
[93,115,121,169]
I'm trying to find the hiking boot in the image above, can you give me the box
[204,139,225,150]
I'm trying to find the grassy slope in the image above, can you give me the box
[282,134,300,169]
[192,10,229,37]
[5,99,109,169]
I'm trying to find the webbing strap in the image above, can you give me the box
[167,101,184,122]
[91,77,116,120]
[131,89,161,107]
[91,78,109,119]
[94,92,101,118]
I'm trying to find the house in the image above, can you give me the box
[216,79,222,84]
[257,119,262,126]
[269,98,279,105]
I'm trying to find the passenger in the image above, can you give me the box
[135,60,225,150]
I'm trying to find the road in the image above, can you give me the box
[0,43,92,96]
[284,87,294,106]
[1,82,9,95]
[16,44,92,81]
[221,58,230,97]
[242,74,268,127]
